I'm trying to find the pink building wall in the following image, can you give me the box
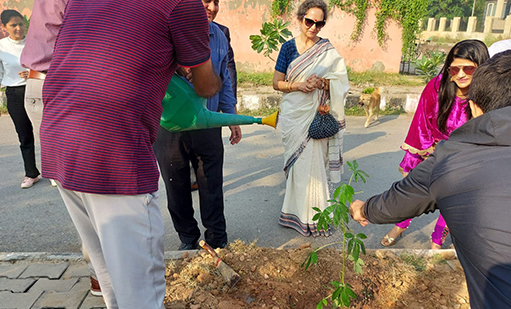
[214,0,403,72]
[1,0,403,72]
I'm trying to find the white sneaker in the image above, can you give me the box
[21,176,40,189]
[50,179,57,187]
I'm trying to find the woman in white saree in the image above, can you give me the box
[273,0,350,237]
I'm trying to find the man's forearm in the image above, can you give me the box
[365,158,437,224]
[190,59,222,98]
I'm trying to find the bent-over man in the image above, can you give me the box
[350,50,511,309]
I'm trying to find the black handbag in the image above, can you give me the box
[308,110,340,139]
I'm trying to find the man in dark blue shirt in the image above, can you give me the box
[153,0,240,250]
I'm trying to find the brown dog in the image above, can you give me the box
[358,88,381,128]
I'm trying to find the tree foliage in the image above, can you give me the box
[427,0,470,19]
[249,19,293,62]
[427,0,486,19]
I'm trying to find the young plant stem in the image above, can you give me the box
[341,221,346,285]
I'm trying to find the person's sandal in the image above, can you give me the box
[381,226,406,247]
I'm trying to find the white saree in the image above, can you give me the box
[278,39,350,237]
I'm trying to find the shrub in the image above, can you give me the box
[414,50,446,82]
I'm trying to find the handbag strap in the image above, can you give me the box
[317,88,331,114]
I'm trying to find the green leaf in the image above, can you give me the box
[333,186,342,199]
[249,35,262,42]
[354,258,365,275]
[345,232,354,238]
[357,233,367,239]
[332,287,341,300]
[282,28,292,36]
[312,207,322,213]
[353,244,360,261]
[301,251,317,270]
[333,207,341,227]
[353,260,364,275]
[360,242,366,255]
[324,204,336,214]
[316,298,326,309]
[341,289,351,307]
[358,170,369,177]
[347,238,354,255]
[347,286,357,299]
[341,207,349,224]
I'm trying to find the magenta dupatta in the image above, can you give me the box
[399,75,468,173]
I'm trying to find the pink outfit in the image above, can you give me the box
[396,75,468,246]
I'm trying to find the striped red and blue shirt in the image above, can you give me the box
[40,0,211,195]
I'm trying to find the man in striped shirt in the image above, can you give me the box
[40,0,221,308]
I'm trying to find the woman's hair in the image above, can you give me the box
[436,39,489,133]
[1,10,23,26]
[297,0,328,22]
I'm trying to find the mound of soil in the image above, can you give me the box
[164,240,469,309]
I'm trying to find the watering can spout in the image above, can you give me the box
[161,75,278,132]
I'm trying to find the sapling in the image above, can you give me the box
[302,160,369,308]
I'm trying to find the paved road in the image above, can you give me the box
[0,112,451,254]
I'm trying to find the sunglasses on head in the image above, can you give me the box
[303,16,326,29]
[447,65,477,76]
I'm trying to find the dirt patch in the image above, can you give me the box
[164,240,469,309]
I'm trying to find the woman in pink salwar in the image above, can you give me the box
[381,40,489,248]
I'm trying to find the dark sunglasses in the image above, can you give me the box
[303,17,326,29]
[447,65,477,76]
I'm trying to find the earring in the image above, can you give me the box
[450,76,454,82]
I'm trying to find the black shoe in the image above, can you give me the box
[208,241,227,249]
[178,242,198,250]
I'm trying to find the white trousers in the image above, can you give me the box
[58,185,165,309]
[26,78,100,279]
[24,78,44,140]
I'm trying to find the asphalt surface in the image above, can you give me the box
[0,112,451,254]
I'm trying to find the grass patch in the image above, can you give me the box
[345,106,405,116]
[483,34,504,47]
[238,71,274,86]
[400,253,427,272]
[431,253,448,265]
[348,69,426,87]
[237,70,426,88]
[0,103,7,115]
[238,106,279,117]
[427,35,460,44]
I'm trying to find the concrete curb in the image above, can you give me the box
[0,251,199,262]
[239,92,421,113]
[0,248,456,262]
[365,248,457,259]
